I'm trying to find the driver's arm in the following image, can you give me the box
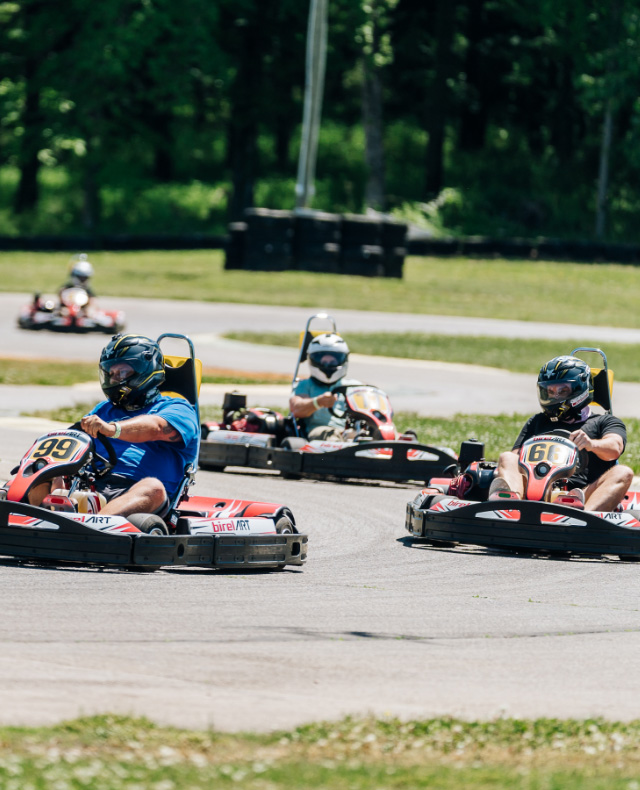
[289,391,337,418]
[569,429,624,461]
[81,414,181,443]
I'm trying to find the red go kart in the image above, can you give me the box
[0,334,307,571]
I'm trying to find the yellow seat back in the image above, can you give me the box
[162,354,202,405]
[591,367,613,412]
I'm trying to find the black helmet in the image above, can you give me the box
[537,356,593,421]
[99,334,165,410]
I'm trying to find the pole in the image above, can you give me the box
[295,0,328,210]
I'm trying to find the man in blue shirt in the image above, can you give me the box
[79,333,199,517]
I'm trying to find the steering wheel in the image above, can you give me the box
[68,422,118,478]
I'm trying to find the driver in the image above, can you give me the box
[30,334,199,519]
[289,333,360,441]
[60,254,96,299]
[491,355,633,511]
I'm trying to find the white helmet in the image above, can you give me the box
[307,333,349,385]
[70,253,94,282]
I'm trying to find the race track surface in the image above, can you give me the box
[1,420,640,731]
[2,296,640,731]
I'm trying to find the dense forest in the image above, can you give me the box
[1,0,639,241]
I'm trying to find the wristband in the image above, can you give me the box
[312,396,320,410]
[111,422,122,439]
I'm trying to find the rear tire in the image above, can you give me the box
[275,516,297,534]
[127,513,169,536]
[281,437,306,451]
[275,515,297,569]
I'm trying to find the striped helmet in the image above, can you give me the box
[99,334,165,410]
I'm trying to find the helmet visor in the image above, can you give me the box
[538,381,574,407]
[309,350,348,373]
[100,361,137,387]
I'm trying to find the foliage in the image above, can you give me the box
[1,1,640,239]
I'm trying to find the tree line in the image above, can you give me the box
[1,0,639,241]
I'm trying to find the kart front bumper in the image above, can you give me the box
[0,501,307,570]
[406,497,640,558]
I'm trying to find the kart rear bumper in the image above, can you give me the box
[406,497,640,557]
[200,439,456,484]
[0,501,307,569]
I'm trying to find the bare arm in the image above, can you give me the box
[81,413,181,443]
[569,429,624,461]
[289,391,337,418]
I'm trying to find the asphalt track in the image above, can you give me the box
[2,294,640,731]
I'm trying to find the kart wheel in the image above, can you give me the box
[128,513,169,536]
[618,554,640,562]
[274,516,297,570]
[275,516,297,534]
[281,437,306,451]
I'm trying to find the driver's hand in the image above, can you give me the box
[569,429,593,451]
[81,414,113,438]
[316,392,337,409]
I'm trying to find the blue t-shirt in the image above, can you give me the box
[88,395,199,495]
[291,377,361,434]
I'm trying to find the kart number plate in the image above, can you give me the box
[523,440,573,466]
[28,436,83,462]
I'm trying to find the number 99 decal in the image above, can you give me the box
[29,436,81,462]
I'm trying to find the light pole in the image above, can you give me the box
[295,0,328,211]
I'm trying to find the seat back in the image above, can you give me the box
[162,354,202,406]
[157,333,201,509]
[571,347,612,414]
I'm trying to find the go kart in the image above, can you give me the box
[406,348,640,560]
[0,334,307,571]
[17,287,126,333]
[199,313,458,485]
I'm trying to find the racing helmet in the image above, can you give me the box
[307,333,349,385]
[537,356,593,421]
[99,334,165,410]
[69,253,94,284]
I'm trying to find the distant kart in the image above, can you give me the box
[406,347,640,561]
[17,287,126,334]
[199,313,458,484]
[0,334,307,571]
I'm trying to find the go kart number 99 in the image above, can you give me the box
[28,436,82,462]
[524,440,573,466]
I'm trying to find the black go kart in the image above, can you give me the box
[199,313,458,485]
[406,348,640,561]
[0,334,307,571]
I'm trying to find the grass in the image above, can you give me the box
[3,251,640,327]
[2,714,640,789]
[27,404,640,474]
[225,331,640,381]
[0,358,289,387]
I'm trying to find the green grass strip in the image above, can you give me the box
[225,331,640,381]
[0,358,288,387]
[1,714,640,789]
[4,251,640,327]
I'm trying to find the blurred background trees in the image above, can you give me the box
[1,0,639,241]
